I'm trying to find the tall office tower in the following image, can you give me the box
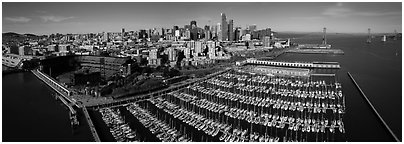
[248,24,257,32]
[265,28,272,39]
[103,32,109,42]
[185,29,191,40]
[122,28,125,36]
[217,23,222,41]
[228,19,234,42]
[205,30,211,40]
[190,20,197,29]
[168,47,177,62]
[235,27,241,41]
[221,13,228,41]
[263,36,271,48]
[211,24,217,40]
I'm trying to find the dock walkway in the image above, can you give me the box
[31,69,81,108]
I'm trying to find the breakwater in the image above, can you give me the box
[347,72,400,142]
[82,107,101,142]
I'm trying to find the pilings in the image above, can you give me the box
[347,72,400,142]
[82,108,101,142]
[31,69,81,108]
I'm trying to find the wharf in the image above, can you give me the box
[31,69,81,108]
[245,59,341,69]
[286,49,344,55]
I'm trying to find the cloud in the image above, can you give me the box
[4,17,31,23]
[36,10,47,14]
[290,16,324,20]
[323,3,401,18]
[40,15,75,22]
[322,7,353,17]
[356,11,401,17]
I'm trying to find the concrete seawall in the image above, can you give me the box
[347,72,400,142]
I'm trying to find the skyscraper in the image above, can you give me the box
[190,20,197,29]
[217,23,222,41]
[190,21,198,40]
[228,19,234,42]
[121,28,125,36]
[248,24,257,32]
[221,13,228,41]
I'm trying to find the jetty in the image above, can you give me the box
[82,107,101,142]
[348,72,399,142]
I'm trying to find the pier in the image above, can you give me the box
[286,49,344,55]
[31,69,81,108]
[244,59,341,69]
[347,72,400,142]
[82,107,101,142]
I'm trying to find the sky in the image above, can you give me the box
[2,2,402,35]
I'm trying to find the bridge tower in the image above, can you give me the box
[322,27,327,45]
[367,28,372,43]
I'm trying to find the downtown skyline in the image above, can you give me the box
[2,2,402,35]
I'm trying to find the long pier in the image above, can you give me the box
[82,107,101,142]
[348,72,400,142]
[31,69,81,108]
[244,58,341,69]
[55,94,76,115]
[87,68,232,109]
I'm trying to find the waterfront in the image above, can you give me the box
[2,33,401,142]
[277,33,402,141]
[2,71,93,142]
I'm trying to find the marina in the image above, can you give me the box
[97,68,347,142]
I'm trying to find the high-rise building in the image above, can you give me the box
[173,26,179,31]
[205,30,211,40]
[122,28,125,36]
[190,20,197,29]
[248,24,257,32]
[168,47,177,62]
[228,19,234,42]
[103,32,109,42]
[235,27,241,41]
[185,29,191,40]
[263,36,271,48]
[221,13,228,41]
[217,23,222,41]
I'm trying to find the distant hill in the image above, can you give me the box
[2,32,42,45]
[24,33,38,37]
[3,32,22,37]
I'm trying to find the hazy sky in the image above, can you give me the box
[2,2,402,35]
